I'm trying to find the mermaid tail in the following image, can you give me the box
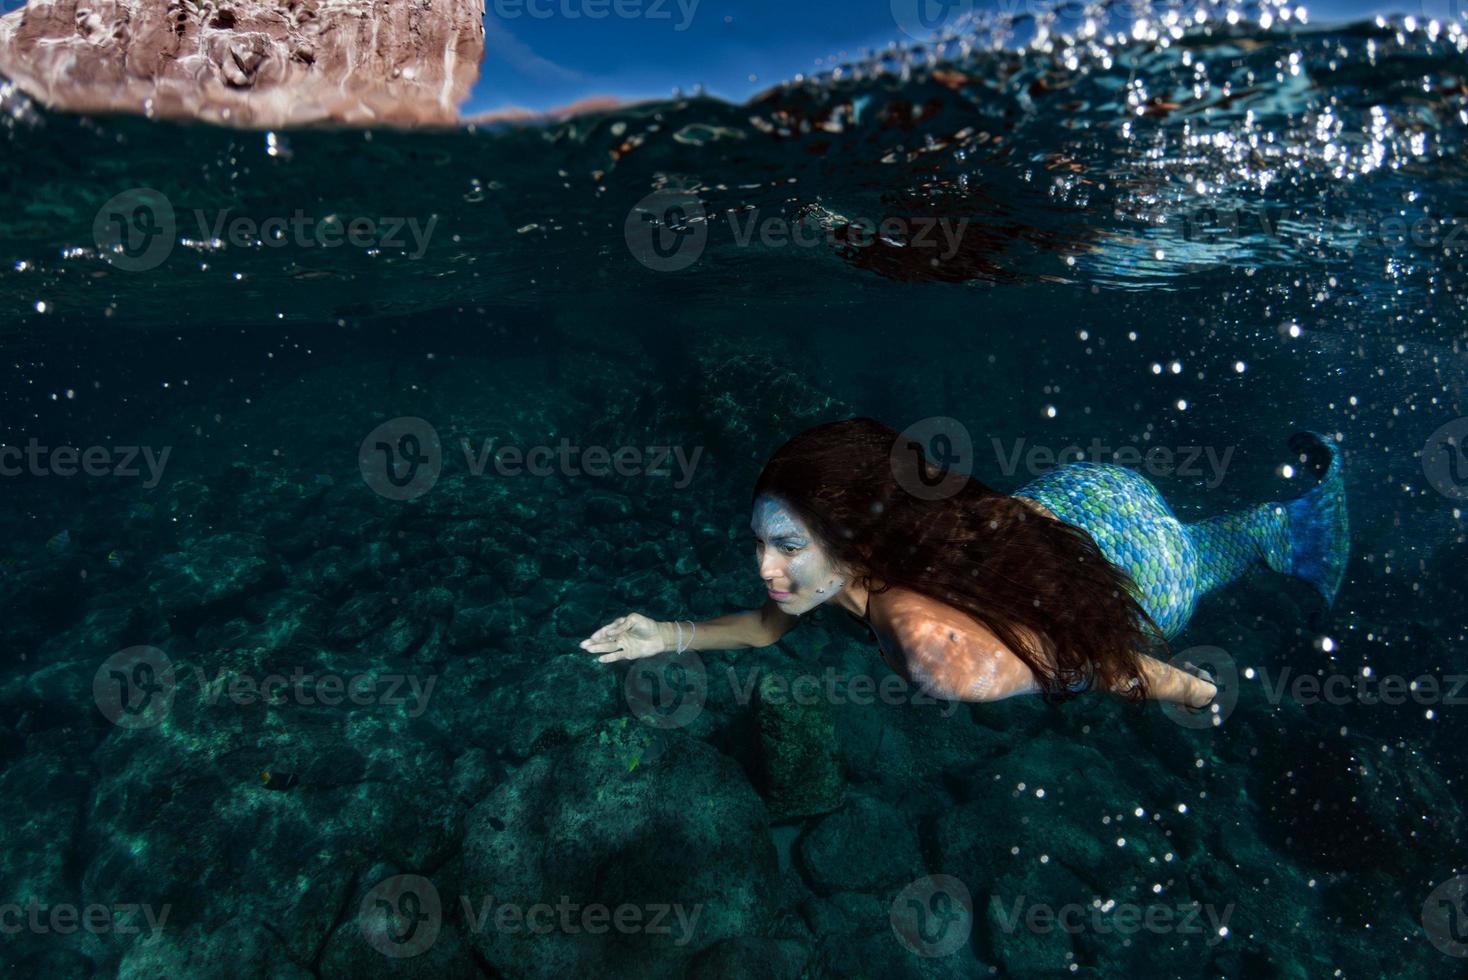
[1012,432,1349,639]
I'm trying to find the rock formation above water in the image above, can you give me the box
[0,0,485,128]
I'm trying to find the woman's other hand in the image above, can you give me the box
[579,613,669,663]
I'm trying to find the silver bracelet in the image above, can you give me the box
[688,620,696,651]
[673,620,683,654]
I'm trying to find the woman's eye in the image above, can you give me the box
[781,544,801,555]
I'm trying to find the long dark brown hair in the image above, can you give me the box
[753,417,1168,703]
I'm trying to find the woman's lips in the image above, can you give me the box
[768,589,792,600]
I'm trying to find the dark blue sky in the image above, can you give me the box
[468,0,1446,115]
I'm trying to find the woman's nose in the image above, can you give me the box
[758,552,783,582]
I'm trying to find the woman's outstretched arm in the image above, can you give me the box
[579,600,799,663]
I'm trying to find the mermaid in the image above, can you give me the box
[579,417,1349,710]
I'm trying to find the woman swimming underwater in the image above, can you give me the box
[579,417,1349,710]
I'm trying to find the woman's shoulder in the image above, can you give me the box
[870,584,1047,658]
[870,584,973,633]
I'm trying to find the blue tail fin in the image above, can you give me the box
[1277,431,1350,606]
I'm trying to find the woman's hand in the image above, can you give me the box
[579,613,669,663]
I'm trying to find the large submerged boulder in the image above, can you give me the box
[0,0,485,128]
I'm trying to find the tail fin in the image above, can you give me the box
[1187,431,1350,607]
[1276,431,1350,606]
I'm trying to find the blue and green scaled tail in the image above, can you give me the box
[1012,432,1349,639]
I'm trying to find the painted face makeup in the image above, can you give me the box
[750,493,849,616]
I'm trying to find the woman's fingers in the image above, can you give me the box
[585,617,630,642]
[580,614,656,662]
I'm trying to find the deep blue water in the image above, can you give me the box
[1,2,1467,977]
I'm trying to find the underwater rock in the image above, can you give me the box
[0,751,91,960]
[149,533,280,625]
[446,603,516,650]
[461,719,779,978]
[318,865,480,979]
[0,0,486,129]
[327,591,398,645]
[1260,730,1464,872]
[499,654,617,758]
[685,936,811,980]
[756,669,846,822]
[796,794,924,894]
[117,917,312,979]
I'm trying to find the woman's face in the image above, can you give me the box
[750,493,849,616]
